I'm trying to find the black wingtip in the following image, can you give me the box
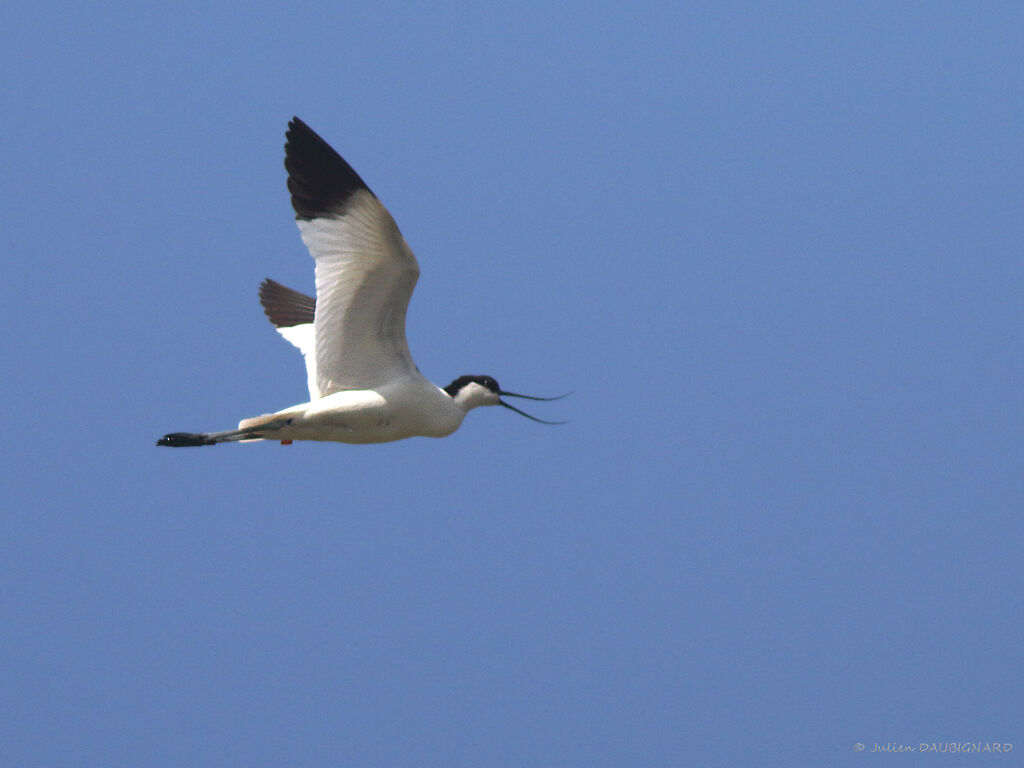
[258,278,316,328]
[284,117,373,220]
[157,432,217,447]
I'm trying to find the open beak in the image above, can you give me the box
[498,390,571,425]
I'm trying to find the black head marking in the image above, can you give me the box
[444,375,570,424]
[284,117,375,221]
[443,375,500,397]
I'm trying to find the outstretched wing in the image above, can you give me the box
[284,117,420,395]
[258,278,318,401]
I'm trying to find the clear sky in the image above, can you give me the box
[3,1,1021,766]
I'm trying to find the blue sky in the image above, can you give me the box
[3,1,1022,766]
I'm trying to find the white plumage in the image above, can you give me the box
[158,118,564,448]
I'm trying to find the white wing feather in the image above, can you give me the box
[275,324,318,401]
[297,188,420,395]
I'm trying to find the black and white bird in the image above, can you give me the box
[158,118,565,447]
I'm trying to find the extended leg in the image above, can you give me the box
[156,418,292,447]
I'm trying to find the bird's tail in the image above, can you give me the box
[156,417,291,447]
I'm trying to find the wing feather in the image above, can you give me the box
[259,278,315,327]
[258,279,318,400]
[285,119,420,395]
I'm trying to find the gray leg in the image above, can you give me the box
[156,418,292,447]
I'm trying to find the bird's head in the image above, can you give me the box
[443,375,568,424]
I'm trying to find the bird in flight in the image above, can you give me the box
[158,118,565,447]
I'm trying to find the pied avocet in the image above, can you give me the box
[157,118,565,447]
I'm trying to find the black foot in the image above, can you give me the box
[156,432,217,447]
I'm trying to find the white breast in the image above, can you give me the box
[264,377,466,444]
